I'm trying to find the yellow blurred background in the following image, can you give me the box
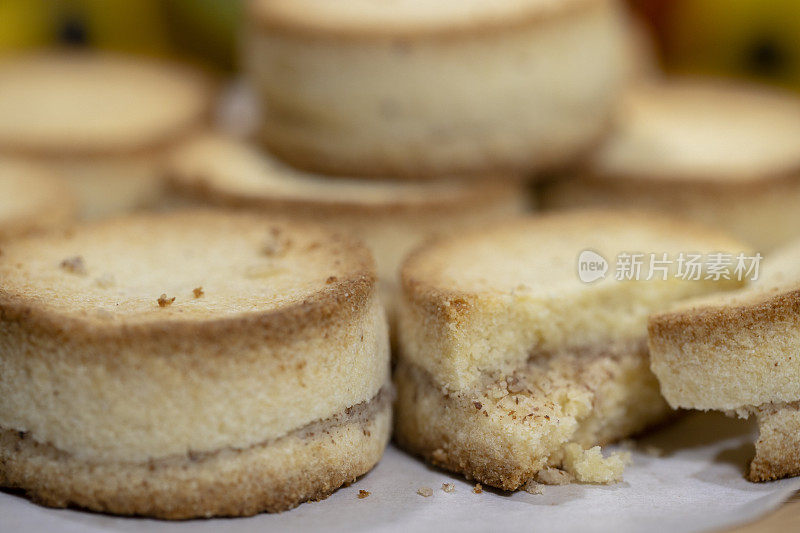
[0,0,242,71]
[3,0,800,89]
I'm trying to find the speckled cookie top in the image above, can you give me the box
[0,210,375,327]
[168,134,522,214]
[0,52,213,156]
[402,210,747,298]
[589,81,800,185]
[248,0,606,38]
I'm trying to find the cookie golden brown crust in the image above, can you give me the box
[0,390,391,519]
[255,117,611,182]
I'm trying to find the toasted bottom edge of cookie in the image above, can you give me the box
[393,349,671,491]
[257,119,609,181]
[0,388,391,519]
[750,401,800,482]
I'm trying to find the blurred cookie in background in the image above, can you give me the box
[0,51,215,219]
[166,133,530,321]
[540,80,800,252]
[0,157,75,240]
[243,0,630,179]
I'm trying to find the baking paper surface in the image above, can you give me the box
[2,412,798,533]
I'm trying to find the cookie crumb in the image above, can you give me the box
[473,483,483,494]
[157,294,175,307]
[193,286,204,298]
[431,448,447,462]
[442,483,455,493]
[417,487,433,497]
[357,489,370,499]
[473,401,482,410]
[561,444,630,484]
[59,256,87,275]
[535,467,574,486]
[523,479,545,495]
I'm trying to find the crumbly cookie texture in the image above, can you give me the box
[541,80,800,251]
[562,444,630,484]
[396,211,747,489]
[0,211,390,517]
[649,239,800,481]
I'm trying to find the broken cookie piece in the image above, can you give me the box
[395,211,746,490]
[649,238,800,481]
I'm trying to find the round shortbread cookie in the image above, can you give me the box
[541,80,800,251]
[0,52,214,218]
[0,210,390,517]
[395,210,748,489]
[243,0,627,179]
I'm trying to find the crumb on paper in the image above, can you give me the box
[193,286,204,298]
[473,401,483,410]
[535,467,574,485]
[561,443,631,484]
[357,489,370,499]
[94,272,115,288]
[523,479,545,495]
[157,294,175,307]
[442,483,455,493]
[59,256,87,275]
[473,483,483,494]
[417,487,433,497]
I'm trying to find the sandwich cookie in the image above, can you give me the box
[395,211,747,489]
[0,52,214,218]
[541,80,800,251]
[0,211,390,517]
[244,0,628,179]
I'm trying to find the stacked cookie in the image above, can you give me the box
[243,0,630,178]
[166,134,529,325]
[0,52,214,219]
[394,211,747,488]
[0,211,390,518]
[540,80,800,252]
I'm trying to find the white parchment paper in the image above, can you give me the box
[2,412,798,533]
